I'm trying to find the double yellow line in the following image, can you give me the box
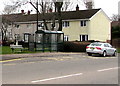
[0,58,22,63]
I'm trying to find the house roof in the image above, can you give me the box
[2,9,101,23]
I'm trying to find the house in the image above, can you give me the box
[62,9,111,42]
[1,8,111,43]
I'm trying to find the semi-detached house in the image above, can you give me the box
[2,8,111,42]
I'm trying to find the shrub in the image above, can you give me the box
[2,40,14,46]
[62,41,91,52]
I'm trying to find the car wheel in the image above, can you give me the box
[102,51,106,57]
[113,51,117,57]
[87,53,92,56]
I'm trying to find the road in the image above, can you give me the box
[1,53,119,84]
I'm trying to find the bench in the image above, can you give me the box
[10,45,23,52]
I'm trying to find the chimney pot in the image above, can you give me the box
[76,5,79,11]
[49,8,52,13]
[21,10,24,14]
[28,10,30,15]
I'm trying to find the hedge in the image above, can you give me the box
[62,41,91,52]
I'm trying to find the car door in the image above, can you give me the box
[107,44,115,55]
[104,44,111,55]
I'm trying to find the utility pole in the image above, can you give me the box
[30,0,39,31]
[36,0,39,31]
[29,0,48,30]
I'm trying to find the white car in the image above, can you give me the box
[86,42,117,57]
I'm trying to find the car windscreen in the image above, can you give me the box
[90,43,102,46]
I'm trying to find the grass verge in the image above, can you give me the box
[117,48,120,53]
[0,46,47,54]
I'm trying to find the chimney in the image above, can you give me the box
[49,8,52,13]
[76,5,79,11]
[28,10,30,15]
[21,10,24,14]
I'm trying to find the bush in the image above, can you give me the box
[112,26,120,39]
[2,40,14,46]
[62,41,91,52]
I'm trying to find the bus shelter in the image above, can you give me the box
[35,30,64,52]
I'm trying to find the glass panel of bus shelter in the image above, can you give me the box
[36,34,43,43]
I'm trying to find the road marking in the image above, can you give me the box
[87,56,117,59]
[0,58,22,63]
[3,63,16,66]
[31,73,83,83]
[97,67,119,72]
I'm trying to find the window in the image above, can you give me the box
[104,44,112,47]
[63,21,69,27]
[38,23,44,28]
[80,35,88,41]
[14,34,20,40]
[15,24,20,28]
[104,44,108,47]
[80,21,86,27]
[91,43,102,46]
[64,35,69,41]
[24,33,30,42]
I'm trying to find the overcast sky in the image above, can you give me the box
[0,0,119,18]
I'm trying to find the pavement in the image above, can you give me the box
[0,52,86,61]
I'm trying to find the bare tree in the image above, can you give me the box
[30,0,64,31]
[81,0,94,9]
[1,0,29,42]
[53,0,63,31]
[61,1,71,11]
[3,0,28,14]
[2,0,71,31]
[111,14,120,21]
[1,16,13,41]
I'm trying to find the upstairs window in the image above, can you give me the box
[80,21,86,27]
[63,21,69,27]
[15,24,20,29]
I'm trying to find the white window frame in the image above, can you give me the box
[24,33,30,42]
[64,35,69,41]
[80,35,88,41]
[62,21,70,28]
[80,20,87,27]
